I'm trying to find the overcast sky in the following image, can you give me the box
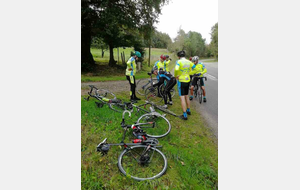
[154,0,218,44]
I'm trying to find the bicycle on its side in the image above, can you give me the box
[96,110,167,181]
[85,85,121,107]
[109,101,150,115]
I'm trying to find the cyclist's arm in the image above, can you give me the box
[127,57,133,70]
[174,61,180,77]
[201,64,207,75]
[165,60,170,72]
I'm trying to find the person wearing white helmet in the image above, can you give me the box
[189,56,207,102]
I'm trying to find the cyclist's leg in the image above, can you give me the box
[165,78,176,103]
[132,76,140,100]
[190,77,197,100]
[200,78,206,97]
[126,76,133,99]
[127,75,137,100]
[180,82,190,118]
[178,81,187,113]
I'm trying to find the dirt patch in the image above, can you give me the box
[81,80,130,96]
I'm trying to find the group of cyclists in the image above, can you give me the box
[125,50,207,120]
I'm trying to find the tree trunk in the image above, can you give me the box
[101,49,105,58]
[108,44,116,67]
[148,43,151,67]
[81,3,95,71]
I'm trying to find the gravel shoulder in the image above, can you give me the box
[81,80,130,96]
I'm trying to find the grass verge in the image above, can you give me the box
[81,91,218,189]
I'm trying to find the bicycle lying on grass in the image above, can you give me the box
[109,101,150,115]
[97,110,167,181]
[85,85,121,107]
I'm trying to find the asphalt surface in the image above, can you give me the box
[196,60,218,138]
[171,59,218,138]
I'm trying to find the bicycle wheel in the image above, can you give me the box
[136,79,158,96]
[198,85,203,104]
[145,86,163,104]
[193,85,198,98]
[158,83,176,98]
[118,145,167,181]
[109,103,126,113]
[137,113,171,138]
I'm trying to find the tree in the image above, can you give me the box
[151,30,172,48]
[184,31,206,57]
[81,0,98,71]
[210,23,218,59]
[81,0,170,69]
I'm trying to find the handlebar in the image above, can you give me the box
[97,138,107,148]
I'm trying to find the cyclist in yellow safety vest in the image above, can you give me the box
[164,55,172,73]
[174,50,196,120]
[126,51,142,101]
[154,55,166,73]
[153,55,166,97]
[189,56,207,102]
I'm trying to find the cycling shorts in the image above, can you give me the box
[177,81,189,96]
[191,77,204,87]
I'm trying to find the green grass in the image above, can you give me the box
[201,59,218,63]
[82,48,177,82]
[81,91,218,189]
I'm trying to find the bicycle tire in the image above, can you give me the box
[194,85,198,98]
[145,86,163,104]
[137,113,171,138]
[198,86,203,104]
[158,84,176,98]
[109,103,126,113]
[118,145,167,181]
[136,79,158,96]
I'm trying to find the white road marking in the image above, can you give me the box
[205,73,218,81]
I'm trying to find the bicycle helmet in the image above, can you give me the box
[151,65,158,74]
[160,54,166,60]
[177,50,185,57]
[165,55,169,58]
[135,51,141,58]
[192,56,199,62]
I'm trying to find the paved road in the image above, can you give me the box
[171,60,218,138]
[196,60,218,138]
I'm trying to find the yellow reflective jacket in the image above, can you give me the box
[154,60,165,71]
[174,58,196,82]
[126,57,136,76]
[164,60,171,72]
[189,62,207,77]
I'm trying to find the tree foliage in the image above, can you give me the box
[81,0,169,70]
[168,28,206,58]
[150,30,172,49]
[209,23,218,59]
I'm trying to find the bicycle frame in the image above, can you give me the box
[85,85,120,104]
[97,110,162,154]
[138,101,178,117]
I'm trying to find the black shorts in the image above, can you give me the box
[191,77,204,87]
[177,81,189,96]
